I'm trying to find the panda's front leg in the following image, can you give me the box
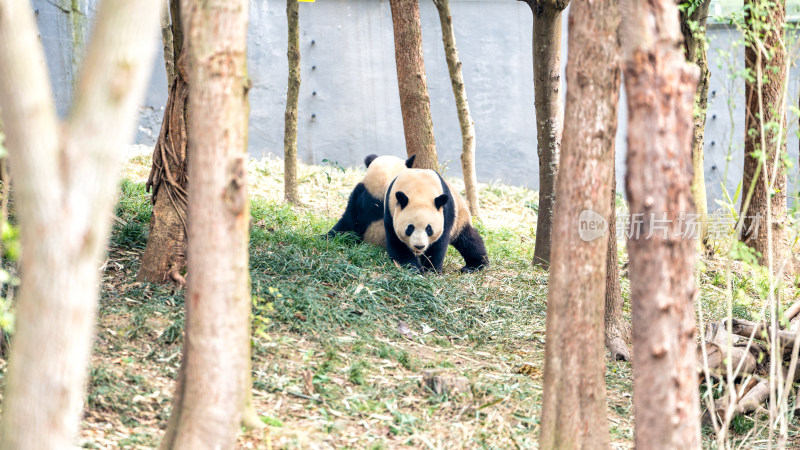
[421,238,448,273]
[385,223,424,272]
[322,184,365,239]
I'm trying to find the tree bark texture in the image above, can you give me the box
[605,166,631,362]
[161,2,176,90]
[433,0,480,218]
[138,55,189,284]
[740,0,790,270]
[620,0,702,447]
[521,0,569,268]
[680,0,712,247]
[0,0,163,447]
[138,0,190,285]
[284,0,300,204]
[160,0,252,447]
[389,0,439,170]
[538,0,617,447]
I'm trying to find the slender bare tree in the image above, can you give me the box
[389,0,439,170]
[284,0,300,204]
[433,0,479,218]
[158,0,254,447]
[0,0,164,447]
[605,167,631,361]
[138,0,190,285]
[519,0,569,268]
[539,0,618,447]
[680,0,712,247]
[620,0,702,446]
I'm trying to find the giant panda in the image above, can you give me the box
[323,154,415,245]
[385,168,488,273]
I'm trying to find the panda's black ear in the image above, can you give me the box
[435,194,449,210]
[405,155,416,168]
[364,154,378,168]
[396,191,409,209]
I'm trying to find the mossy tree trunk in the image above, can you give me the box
[538,0,617,447]
[284,0,300,204]
[0,0,163,447]
[741,0,790,271]
[138,0,189,285]
[390,0,439,171]
[519,0,569,269]
[620,0,702,446]
[680,0,711,248]
[159,0,255,447]
[433,0,479,218]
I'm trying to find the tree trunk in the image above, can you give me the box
[680,0,712,248]
[519,0,568,269]
[740,0,790,271]
[389,0,439,171]
[138,0,190,284]
[620,0,702,447]
[0,0,163,447]
[161,2,176,90]
[433,0,480,218]
[284,0,300,204]
[538,0,617,447]
[159,0,252,447]
[605,167,631,361]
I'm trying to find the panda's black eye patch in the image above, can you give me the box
[425,225,433,236]
[405,224,415,236]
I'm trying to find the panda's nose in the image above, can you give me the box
[414,245,425,250]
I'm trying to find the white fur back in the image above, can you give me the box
[363,155,407,199]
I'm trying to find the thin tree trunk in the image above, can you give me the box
[284,0,300,204]
[0,0,163,447]
[605,167,631,361]
[160,0,252,446]
[538,0,617,447]
[620,0,702,446]
[161,2,175,90]
[0,147,9,238]
[741,0,790,270]
[602,38,630,362]
[389,0,439,171]
[138,0,189,285]
[680,0,712,248]
[519,0,568,269]
[433,0,479,218]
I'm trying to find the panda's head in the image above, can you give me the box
[389,170,448,256]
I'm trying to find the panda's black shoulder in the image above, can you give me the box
[384,177,398,217]
[435,172,456,232]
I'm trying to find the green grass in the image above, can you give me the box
[111,180,151,249]
[247,199,547,348]
[87,178,558,447]
[82,174,800,448]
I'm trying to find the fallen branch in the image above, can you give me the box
[702,377,762,425]
[784,300,800,323]
[701,342,758,377]
[729,318,798,351]
[697,321,762,378]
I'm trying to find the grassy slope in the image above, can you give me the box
[76,155,797,448]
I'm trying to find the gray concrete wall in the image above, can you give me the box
[704,26,800,209]
[31,0,800,210]
[245,0,547,192]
